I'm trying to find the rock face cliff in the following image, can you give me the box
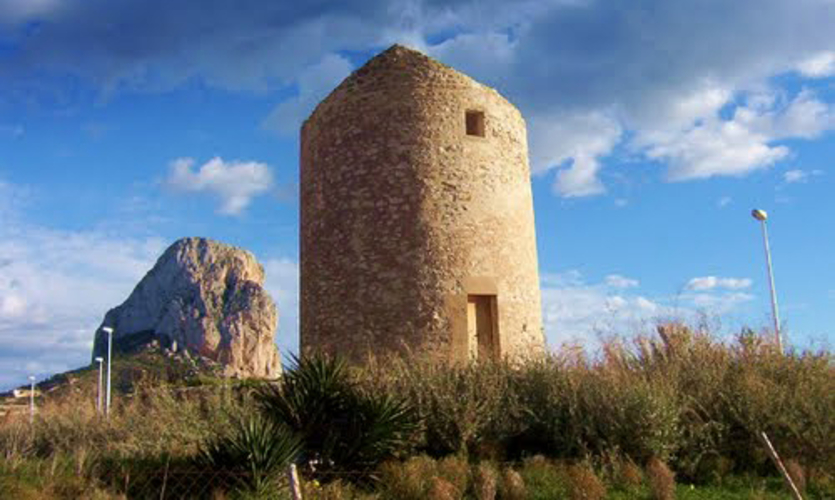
[92,237,282,378]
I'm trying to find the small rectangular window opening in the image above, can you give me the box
[466,110,485,137]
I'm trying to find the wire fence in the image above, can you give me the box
[95,462,296,499]
[92,461,396,499]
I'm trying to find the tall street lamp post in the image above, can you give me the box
[102,326,114,418]
[752,209,782,353]
[95,356,104,414]
[28,375,35,424]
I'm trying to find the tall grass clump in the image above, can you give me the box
[360,323,832,485]
[31,379,247,461]
[631,324,834,480]
[0,373,258,498]
[512,349,680,462]
[646,458,675,500]
[564,462,606,500]
[471,462,498,500]
[361,356,522,459]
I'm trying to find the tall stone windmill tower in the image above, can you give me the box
[300,45,543,363]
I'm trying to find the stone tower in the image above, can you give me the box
[300,45,544,363]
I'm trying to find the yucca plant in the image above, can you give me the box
[199,413,302,494]
[256,354,419,481]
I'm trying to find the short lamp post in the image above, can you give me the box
[28,375,35,424]
[752,209,782,353]
[94,356,104,414]
[102,326,114,418]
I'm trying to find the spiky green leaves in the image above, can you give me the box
[199,413,302,493]
[256,354,419,480]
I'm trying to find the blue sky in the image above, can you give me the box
[1,0,833,390]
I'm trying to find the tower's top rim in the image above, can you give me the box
[302,43,511,128]
[354,43,453,77]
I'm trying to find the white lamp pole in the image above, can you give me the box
[28,375,35,424]
[94,356,104,414]
[102,326,114,418]
[752,209,782,353]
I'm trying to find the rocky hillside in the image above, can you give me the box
[92,237,282,378]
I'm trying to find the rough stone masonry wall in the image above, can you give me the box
[300,46,544,363]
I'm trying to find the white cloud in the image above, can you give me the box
[605,274,639,288]
[718,196,732,208]
[784,169,808,183]
[643,111,789,182]
[797,51,835,78]
[528,111,622,197]
[4,1,835,199]
[760,89,835,140]
[0,221,164,390]
[414,5,835,195]
[636,88,834,182]
[686,292,754,314]
[687,276,753,291]
[416,23,834,195]
[783,168,823,184]
[0,294,26,318]
[262,54,354,135]
[164,156,274,215]
[542,270,758,349]
[540,271,672,348]
[635,296,659,313]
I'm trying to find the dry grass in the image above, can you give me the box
[427,477,461,500]
[1,321,832,497]
[498,468,526,500]
[471,462,498,500]
[646,458,676,500]
[784,459,806,493]
[436,455,469,494]
[361,323,833,481]
[618,459,644,489]
[376,456,436,499]
[565,463,606,500]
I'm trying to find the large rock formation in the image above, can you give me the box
[92,237,282,378]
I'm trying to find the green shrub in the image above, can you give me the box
[198,413,302,494]
[362,357,521,459]
[514,354,680,462]
[256,354,419,480]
